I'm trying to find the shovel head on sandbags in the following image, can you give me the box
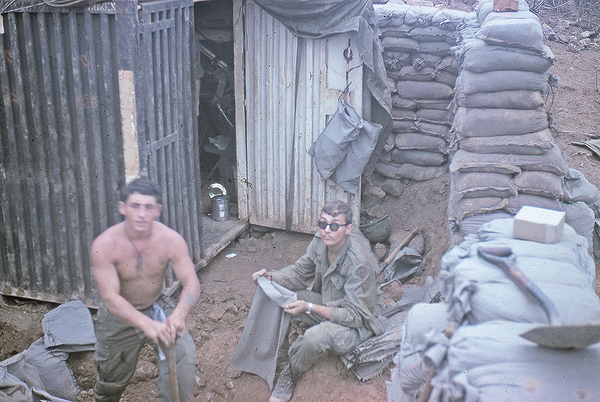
[477,244,600,349]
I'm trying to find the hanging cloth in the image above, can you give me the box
[229,276,297,389]
[308,99,382,194]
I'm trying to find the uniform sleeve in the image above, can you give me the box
[270,237,319,291]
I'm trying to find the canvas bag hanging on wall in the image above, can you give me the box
[308,99,382,194]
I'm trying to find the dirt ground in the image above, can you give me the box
[2,7,600,402]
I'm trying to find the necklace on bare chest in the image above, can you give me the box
[124,227,144,270]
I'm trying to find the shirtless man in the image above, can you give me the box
[91,177,201,402]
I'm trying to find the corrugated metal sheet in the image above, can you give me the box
[236,0,364,234]
[0,0,201,306]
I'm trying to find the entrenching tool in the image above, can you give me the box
[379,227,420,288]
[160,340,180,402]
[477,245,600,349]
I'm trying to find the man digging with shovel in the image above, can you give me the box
[91,177,201,402]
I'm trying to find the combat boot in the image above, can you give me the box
[268,363,296,402]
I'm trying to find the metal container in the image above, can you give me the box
[209,183,230,222]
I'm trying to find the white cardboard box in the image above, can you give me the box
[513,205,566,244]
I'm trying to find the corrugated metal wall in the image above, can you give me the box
[0,0,201,306]
[235,0,364,234]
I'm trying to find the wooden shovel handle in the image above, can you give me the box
[382,227,420,266]
[160,340,180,402]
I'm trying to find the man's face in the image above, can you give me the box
[318,212,352,249]
[118,193,162,232]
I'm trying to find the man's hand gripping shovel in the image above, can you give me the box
[153,304,180,402]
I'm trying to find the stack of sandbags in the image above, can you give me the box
[389,218,600,402]
[373,3,468,182]
[448,0,567,238]
[430,320,600,402]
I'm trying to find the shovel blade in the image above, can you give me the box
[520,323,600,349]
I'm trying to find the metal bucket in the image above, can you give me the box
[209,183,230,222]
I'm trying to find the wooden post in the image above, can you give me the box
[119,69,140,183]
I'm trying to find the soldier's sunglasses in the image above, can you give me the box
[317,221,348,231]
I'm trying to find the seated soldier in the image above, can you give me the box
[252,200,385,402]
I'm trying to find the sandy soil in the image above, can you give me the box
[1,9,600,402]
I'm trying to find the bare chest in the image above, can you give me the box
[116,239,171,281]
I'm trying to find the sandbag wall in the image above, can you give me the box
[389,218,600,401]
[447,0,600,244]
[373,4,468,182]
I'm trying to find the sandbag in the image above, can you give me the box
[430,321,600,402]
[374,161,448,181]
[391,148,446,166]
[395,132,447,151]
[432,69,457,87]
[397,80,454,99]
[513,171,564,199]
[399,65,435,81]
[458,130,554,155]
[413,53,444,69]
[383,51,412,71]
[449,196,508,220]
[431,8,467,30]
[379,25,412,38]
[435,55,460,75]
[510,144,568,175]
[418,40,453,56]
[375,3,408,27]
[407,25,457,42]
[381,36,420,52]
[450,150,521,175]
[454,211,514,237]
[483,9,540,23]
[415,108,452,124]
[563,200,595,255]
[475,218,594,280]
[392,108,418,120]
[452,171,517,199]
[456,70,549,94]
[391,94,418,110]
[443,249,600,325]
[452,107,549,137]
[454,89,545,109]
[563,167,600,207]
[392,119,419,132]
[415,99,452,110]
[440,218,599,321]
[477,14,545,52]
[387,76,397,93]
[475,0,530,24]
[404,5,437,26]
[396,303,449,400]
[418,121,451,138]
[461,39,554,73]
[504,193,563,214]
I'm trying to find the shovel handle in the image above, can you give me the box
[381,227,420,270]
[477,245,562,326]
[160,340,180,402]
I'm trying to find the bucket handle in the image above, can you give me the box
[209,183,227,198]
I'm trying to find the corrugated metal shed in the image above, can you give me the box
[0,0,201,306]
[234,0,366,234]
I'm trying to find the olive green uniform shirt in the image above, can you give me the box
[271,233,385,336]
